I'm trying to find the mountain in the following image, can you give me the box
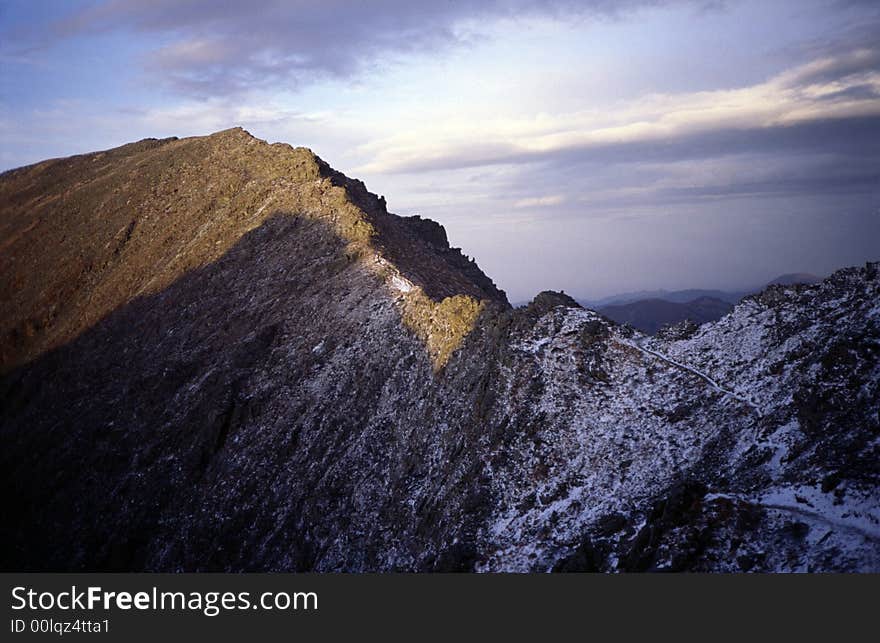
[599,296,734,334]
[580,275,819,311]
[581,288,746,308]
[1,129,878,572]
[585,275,821,335]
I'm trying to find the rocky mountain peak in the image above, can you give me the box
[0,128,505,373]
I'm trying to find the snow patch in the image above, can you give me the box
[390,274,414,293]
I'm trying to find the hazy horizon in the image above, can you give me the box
[2,0,879,301]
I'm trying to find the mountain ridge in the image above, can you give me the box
[1,130,877,572]
[0,127,505,373]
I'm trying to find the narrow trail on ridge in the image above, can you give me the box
[618,337,763,416]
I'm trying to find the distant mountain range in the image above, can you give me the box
[599,296,735,335]
[572,273,820,334]
[580,288,746,309]
[579,273,819,310]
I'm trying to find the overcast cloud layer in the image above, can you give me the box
[2,0,879,300]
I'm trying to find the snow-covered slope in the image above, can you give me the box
[473,269,878,571]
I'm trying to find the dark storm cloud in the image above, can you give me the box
[36,0,695,96]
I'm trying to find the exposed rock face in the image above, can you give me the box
[1,129,878,571]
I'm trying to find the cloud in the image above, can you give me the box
[4,1,878,221]
[11,0,696,97]
[492,114,880,217]
[514,194,566,208]
[354,49,880,175]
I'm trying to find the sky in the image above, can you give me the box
[2,0,879,302]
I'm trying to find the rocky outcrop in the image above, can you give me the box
[1,130,877,572]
